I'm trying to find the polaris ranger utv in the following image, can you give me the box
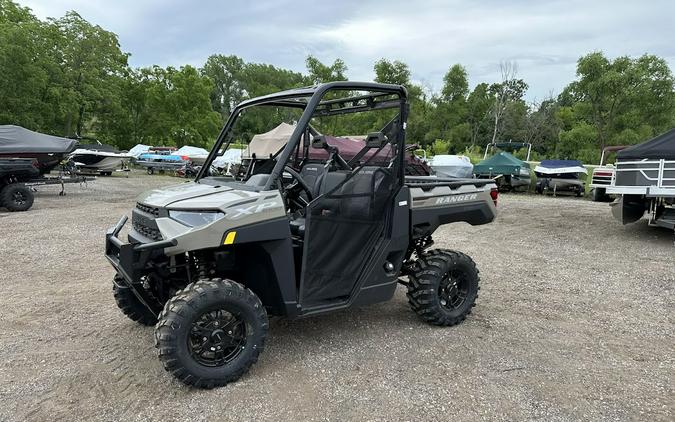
[106,82,498,388]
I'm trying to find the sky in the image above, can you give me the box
[20,0,675,101]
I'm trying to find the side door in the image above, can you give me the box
[298,164,397,307]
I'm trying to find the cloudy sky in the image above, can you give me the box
[21,0,675,100]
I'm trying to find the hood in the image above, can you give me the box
[137,182,263,210]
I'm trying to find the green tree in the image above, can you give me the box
[143,65,221,148]
[305,55,348,84]
[466,83,493,146]
[202,54,245,120]
[0,0,62,132]
[441,64,469,102]
[373,59,411,85]
[51,11,128,137]
[562,52,675,153]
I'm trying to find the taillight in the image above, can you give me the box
[490,188,499,206]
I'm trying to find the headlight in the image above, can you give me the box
[169,210,225,227]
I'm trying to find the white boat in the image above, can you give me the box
[70,144,131,175]
[176,146,210,165]
[429,155,473,178]
[533,160,587,196]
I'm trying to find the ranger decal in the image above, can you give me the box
[434,193,478,205]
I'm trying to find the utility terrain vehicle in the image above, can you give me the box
[106,82,498,388]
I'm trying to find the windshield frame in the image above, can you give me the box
[196,81,409,189]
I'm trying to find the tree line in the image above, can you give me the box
[2,0,674,163]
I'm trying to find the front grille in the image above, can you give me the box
[132,221,162,241]
[136,202,160,217]
[133,202,162,241]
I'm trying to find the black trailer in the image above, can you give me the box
[0,158,91,211]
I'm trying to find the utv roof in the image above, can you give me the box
[236,81,408,109]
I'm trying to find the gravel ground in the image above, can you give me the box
[0,172,673,421]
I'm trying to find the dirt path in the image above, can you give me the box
[0,174,672,421]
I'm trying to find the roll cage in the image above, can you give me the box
[196,81,409,189]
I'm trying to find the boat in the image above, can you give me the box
[175,145,210,165]
[473,151,531,192]
[70,143,131,175]
[0,125,78,174]
[534,160,588,196]
[606,128,675,231]
[237,123,431,176]
[429,155,473,178]
[137,147,190,175]
[128,144,151,159]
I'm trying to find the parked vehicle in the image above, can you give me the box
[175,145,210,165]
[70,142,131,176]
[474,151,531,192]
[429,155,473,178]
[105,82,498,388]
[589,146,628,202]
[0,125,78,174]
[137,147,189,175]
[607,129,675,232]
[534,160,587,197]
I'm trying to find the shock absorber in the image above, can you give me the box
[192,252,209,280]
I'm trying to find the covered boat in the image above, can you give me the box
[473,151,531,191]
[429,155,473,178]
[176,145,210,165]
[244,123,295,159]
[241,123,430,175]
[128,144,151,159]
[0,125,78,174]
[607,128,675,228]
[534,159,587,196]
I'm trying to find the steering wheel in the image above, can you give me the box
[283,165,313,210]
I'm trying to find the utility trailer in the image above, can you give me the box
[606,130,675,234]
[0,158,91,211]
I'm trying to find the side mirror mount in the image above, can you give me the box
[365,132,387,148]
[311,135,328,149]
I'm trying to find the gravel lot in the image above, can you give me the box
[0,173,673,421]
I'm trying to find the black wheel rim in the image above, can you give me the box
[438,270,469,311]
[12,191,27,205]
[188,309,247,367]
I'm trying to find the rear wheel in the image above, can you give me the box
[154,278,268,388]
[407,249,479,326]
[112,275,158,326]
[1,184,34,212]
[147,168,154,175]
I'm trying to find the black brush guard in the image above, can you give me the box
[105,215,177,316]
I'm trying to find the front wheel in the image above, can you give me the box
[154,278,268,389]
[406,249,480,326]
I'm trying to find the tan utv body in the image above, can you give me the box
[105,82,498,389]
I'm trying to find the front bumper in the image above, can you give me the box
[105,215,177,316]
